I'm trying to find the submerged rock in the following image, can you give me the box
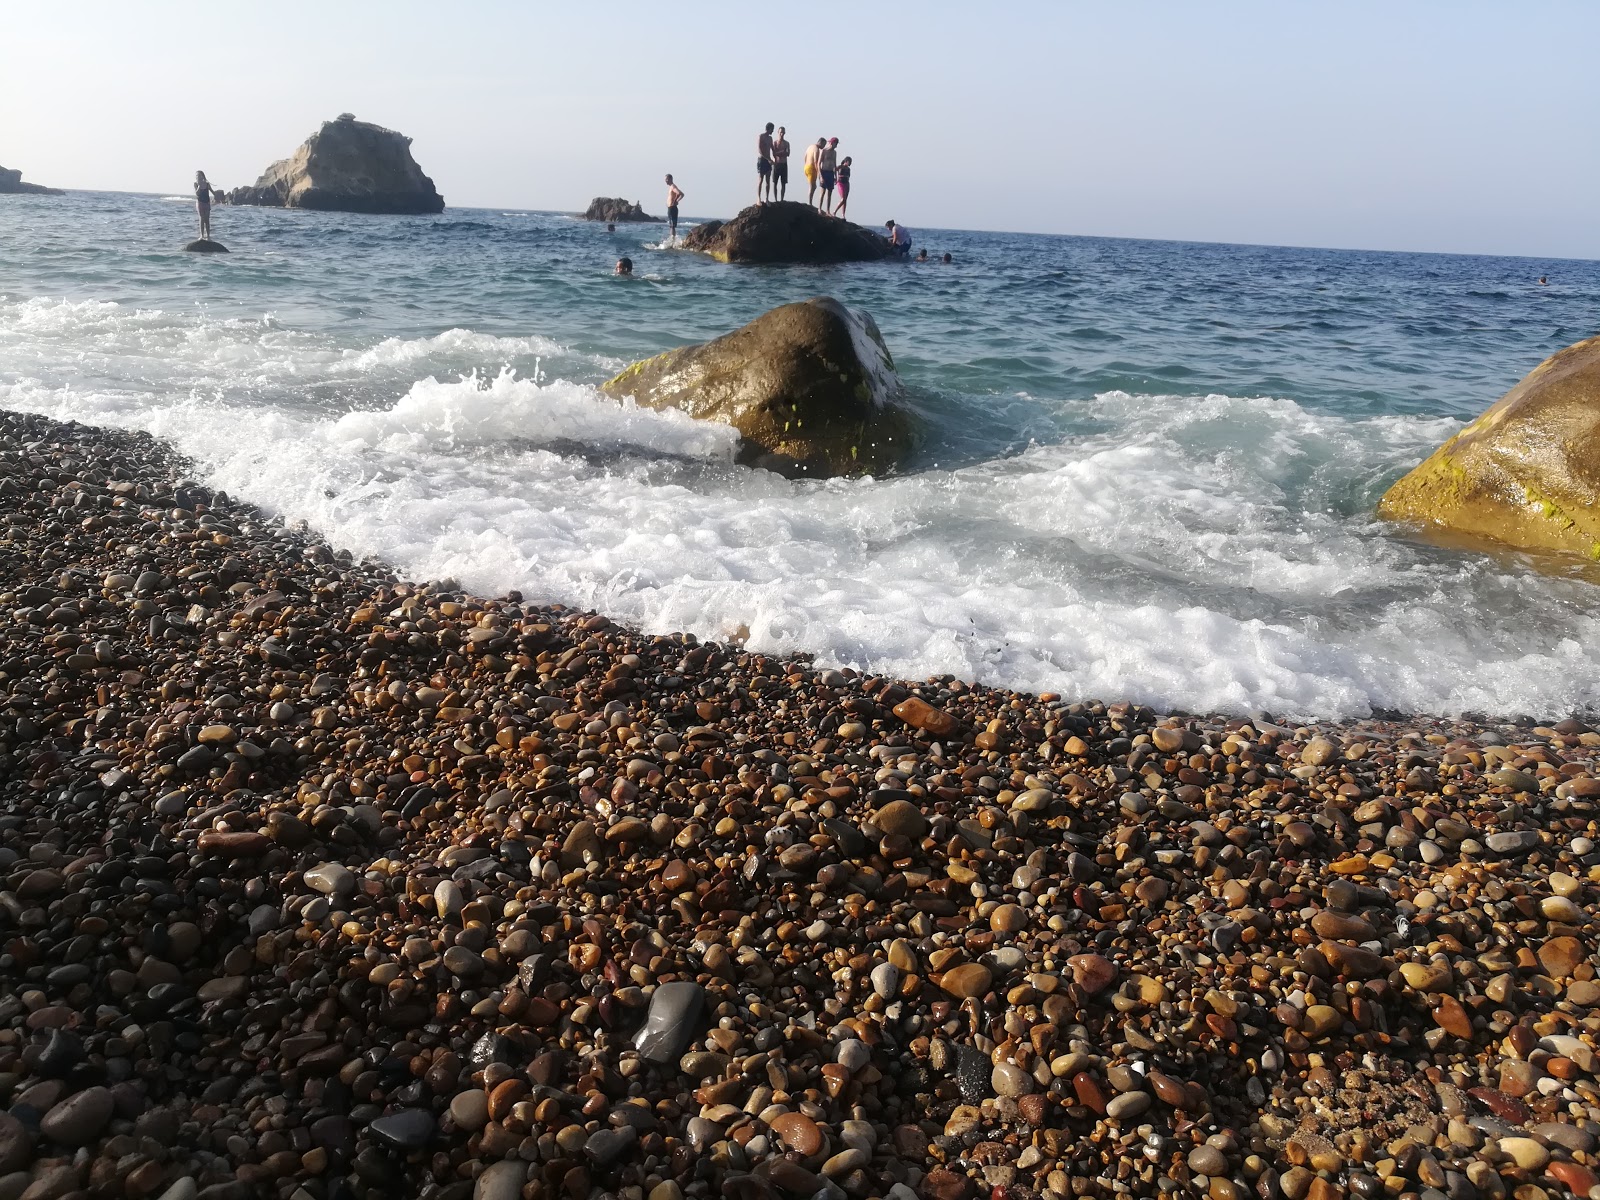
[228,114,444,214]
[182,239,229,254]
[601,296,920,477]
[584,196,661,222]
[1378,334,1600,562]
[0,165,63,195]
[682,201,892,263]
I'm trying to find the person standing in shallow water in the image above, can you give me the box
[194,171,214,241]
[664,175,684,243]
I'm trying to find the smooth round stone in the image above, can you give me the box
[1105,1092,1151,1120]
[770,1111,824,1156]
[870,962,899,999]
[1496,1136,1549,1171]
[836,1038,870,1073]
[474,1161,527,1200]
[303,862,355,896]
[990,903,1027,933]
[991,1063,1033,1097]
[873,799,927,839]
[1189,1145,1229,1177]
[40,1086,114,1147]
[940,963,992,1000]
[1540,895,1583,922]
[449,1089,489,1131]
[1302,1005,1342,1038]
[1151,727,1185,752]
[584,1126,637,1166]
[368,1107,436,1150]
[821,1148,868,1178]
[442,946,483,976]
[434,880,464,918]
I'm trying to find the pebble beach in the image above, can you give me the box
[5,408,1600,1200]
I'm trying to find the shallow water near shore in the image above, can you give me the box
[2,190,1599,719]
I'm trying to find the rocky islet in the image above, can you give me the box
[3,409,1600,1200]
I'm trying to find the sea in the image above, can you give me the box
[2,191,1598,721]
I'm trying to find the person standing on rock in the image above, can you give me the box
[803,137,824,208]
[817,138,839,215]
[194,171,215,241]
[756,123,774,204]
[834,157,852,220]
[771,127,791,202]
[664,175,684,243]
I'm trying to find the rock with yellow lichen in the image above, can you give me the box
[1378,335,1600,563]
[601,297,921,478]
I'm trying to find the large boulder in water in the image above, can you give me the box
[0,165,63,195]
[601,297,920,477]
[1378,335,1600,562]
[584,197,661,222]
[682,202,892,264]
[228,114,444,214]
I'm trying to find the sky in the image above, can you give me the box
[5,0,1597,259]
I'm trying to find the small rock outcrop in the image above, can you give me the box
[183,239,229,254]
[682,202,892,264]
[1378,334,1600,562]
[601,297,920,477]
[583,197,661,223]
[0,166,63,195]
[228,115,444,214]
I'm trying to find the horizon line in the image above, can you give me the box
[35,188,1600,267]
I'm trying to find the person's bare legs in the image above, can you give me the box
[837,192,847,221]
[199,208,210,240]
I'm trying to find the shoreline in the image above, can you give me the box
[3,408,1600,1200]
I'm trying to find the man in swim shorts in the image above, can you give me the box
[803,138,824,208]
[664,174,684,242]
[770,126,790,202]
[818,138,838,215]
[757,123,774,204]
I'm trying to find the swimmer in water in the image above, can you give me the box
[916,248,928,261]
[614,257,633,276]
[607,222,616,233]
[942,252,953,263]
[1539,276,1548,285]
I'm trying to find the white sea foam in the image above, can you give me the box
[3,297,1598,720]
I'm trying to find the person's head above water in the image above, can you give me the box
[614,257,633,276]
[606,223,615,232]
[942,252,953,263]
[916,248,927,260]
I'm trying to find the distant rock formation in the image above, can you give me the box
[0,166,63,195]
[601,297,921,478]
[1379,334,1600,563]
[228,115,444,214]
[682,202,892,264]
[584,197,661,223]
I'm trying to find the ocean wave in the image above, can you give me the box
[4,349,1596,719]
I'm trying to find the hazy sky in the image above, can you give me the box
[6,1,1596,258]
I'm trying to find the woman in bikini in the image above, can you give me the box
[835,157,852,219]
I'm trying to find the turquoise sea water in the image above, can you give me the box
[3,190,1598,718]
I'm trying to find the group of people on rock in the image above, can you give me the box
[756,124,852,218]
